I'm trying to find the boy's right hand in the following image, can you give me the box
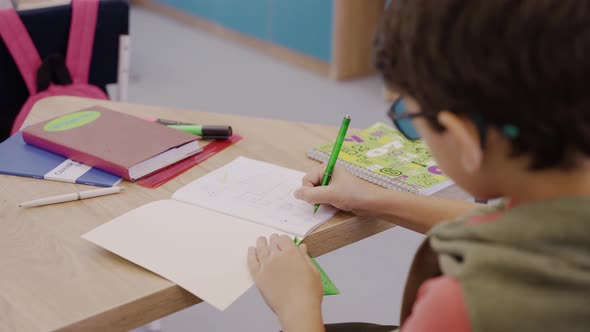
[294,164,380,216]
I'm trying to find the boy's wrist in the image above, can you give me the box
[278,301,324,332]
[361,185,392,215]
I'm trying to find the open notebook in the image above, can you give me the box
[82,157,338,310]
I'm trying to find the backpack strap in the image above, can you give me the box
[66,0,99,84]
[0,9,42,94]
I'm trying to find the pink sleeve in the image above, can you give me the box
[401,276,472,332]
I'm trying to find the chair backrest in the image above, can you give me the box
[0,0,129,141]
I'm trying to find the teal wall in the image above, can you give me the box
[154,0,333,62]
[270,0,332,62]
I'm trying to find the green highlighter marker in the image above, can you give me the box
[313,115,351,214]
[168,124,233,139]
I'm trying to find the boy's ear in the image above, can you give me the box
[437,111,483,174]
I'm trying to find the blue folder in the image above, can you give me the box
[0,132,121,187]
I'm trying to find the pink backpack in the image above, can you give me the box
[0,0,108,135]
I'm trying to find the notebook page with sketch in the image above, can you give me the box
[82,157,339,311]
[172,156,338,237]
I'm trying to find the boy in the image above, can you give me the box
[247,1,590,331]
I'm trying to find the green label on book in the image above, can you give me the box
[44,110,101,132]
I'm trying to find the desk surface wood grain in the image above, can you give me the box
[0,96,467,331]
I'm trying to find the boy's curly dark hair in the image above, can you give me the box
[374,0,590,169]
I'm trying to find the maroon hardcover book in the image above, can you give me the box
[23,106,201,181]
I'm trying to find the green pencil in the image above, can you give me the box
[313,115,351,214]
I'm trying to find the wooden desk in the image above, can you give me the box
[0,96,467,331]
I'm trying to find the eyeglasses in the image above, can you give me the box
[387,97,435,140]
[387,97,520,143]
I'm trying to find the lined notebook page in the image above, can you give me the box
[172,157,338,237]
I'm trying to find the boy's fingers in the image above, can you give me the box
[247,247,260,276]
[270,233,281,252]
[301,172,320,187]
[298,243,309,256]
[294,186,333,204]
[256,236,270,261]
[276,235,295,251]
[298,243,318,270]
[301,164,327,187]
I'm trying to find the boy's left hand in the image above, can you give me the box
[248,234,324,323]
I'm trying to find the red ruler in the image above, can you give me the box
[137,134,243,189]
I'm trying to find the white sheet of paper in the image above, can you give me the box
[172,156,338,237]
[82,200,286,310]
